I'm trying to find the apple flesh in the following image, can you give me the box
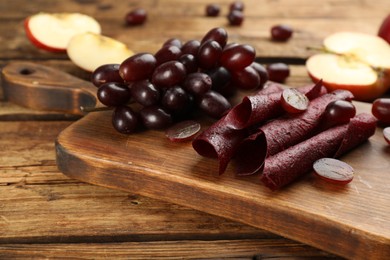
[306,32,390,101]
[378,14,390,45]
[25,12,101,52]
[67,32,134,72]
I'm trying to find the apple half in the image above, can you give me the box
[67,32,134,72]
[25,12,101,52]
[306,32,390,101]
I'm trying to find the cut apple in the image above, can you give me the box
[67,32,134,72]
[378,14,390,44]
[25,12,101,52]
[306,32,390,101]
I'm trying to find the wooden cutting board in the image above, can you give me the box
[55,101,390,260]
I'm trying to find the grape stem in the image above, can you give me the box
[80,106,113,113]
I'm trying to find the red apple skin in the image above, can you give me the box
[378,14,390,45]
[24,17,66,53]
[308,71,390,102]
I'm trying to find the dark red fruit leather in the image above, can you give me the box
[260,113,377,190]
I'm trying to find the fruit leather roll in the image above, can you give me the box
[234,89,354,175]
[192,82,325,175]
[260,113,377,190]
[225,80,325,130]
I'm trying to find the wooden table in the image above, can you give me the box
[0,0,388,259]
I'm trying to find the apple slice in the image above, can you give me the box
[67,32,134,72]
[25,12,101,52]
[306,32,390,101]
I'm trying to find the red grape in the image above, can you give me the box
[231,66,260,90]
[151,61,187,88]
[120,53,156,82]
[383,127,390,145]
[251,62,269,89]
[227,10,244,26]
[372,98,390,125]
[125,8,147,26]
[155,45,182,65]
[271,24,293,41]
[313,158,354,185]
[281,88,309,113]
[266,63,290,83]
[220,44,256,72]
[112,106,139,134]
[229,1,244,11]
[205,4,220,17]
[91,64,123,88]
[165,120,201,142]
[178,54,198,74]
[139,106,172,129]
[181,40,201,56]
[162,38,182,48]
[197,40,222,70]
[97,82,131,107]
[183,72,212,96]
[198,90,231,119]
[161,86,191,112]
[322,100,356,128]
[130,80,160,106]
[201,27,228,48]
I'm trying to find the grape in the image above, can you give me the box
[197,40,222,70]
[139,106,173,129]
[271,24,293,41]
[266,63,290,83]
[281,88,309,113]
[230,1,244,11]
[151,61,187,88]
[155,45,182,65]
[130,80,160,106]
[201,27,228,48]
[198,90,231,119]
[322,100,356,128]
[251,62,269,89]
[165,120,201,142]
[91,64,123,88]
[161,86,191,112]
[162,38,182,48]
[206,67,233,96]
[97,82,131,107]
[220,44,256,72]
[231,66,260,90]
[112,106,139,134]
[205,4,220,17]
[120,53,157,82]
[372,98,390,125]
[183,72,212,96]
[178,54,198,74]
[227,10,244,26]
[383,127,390,145]
[313,158,354,185]
[181,40,201,56]
[125,8,147,26]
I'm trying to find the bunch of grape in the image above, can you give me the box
[90,27,268,134]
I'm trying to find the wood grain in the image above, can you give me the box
[0,120,339,259]
[56,101,390,260]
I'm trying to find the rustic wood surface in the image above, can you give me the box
[1,0,389,259]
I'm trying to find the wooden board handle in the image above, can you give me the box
[1,62,97,115]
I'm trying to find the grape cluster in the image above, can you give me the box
[91,27,268,134]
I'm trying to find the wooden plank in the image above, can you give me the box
[0,239,338,259]
[56,99,390,260]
